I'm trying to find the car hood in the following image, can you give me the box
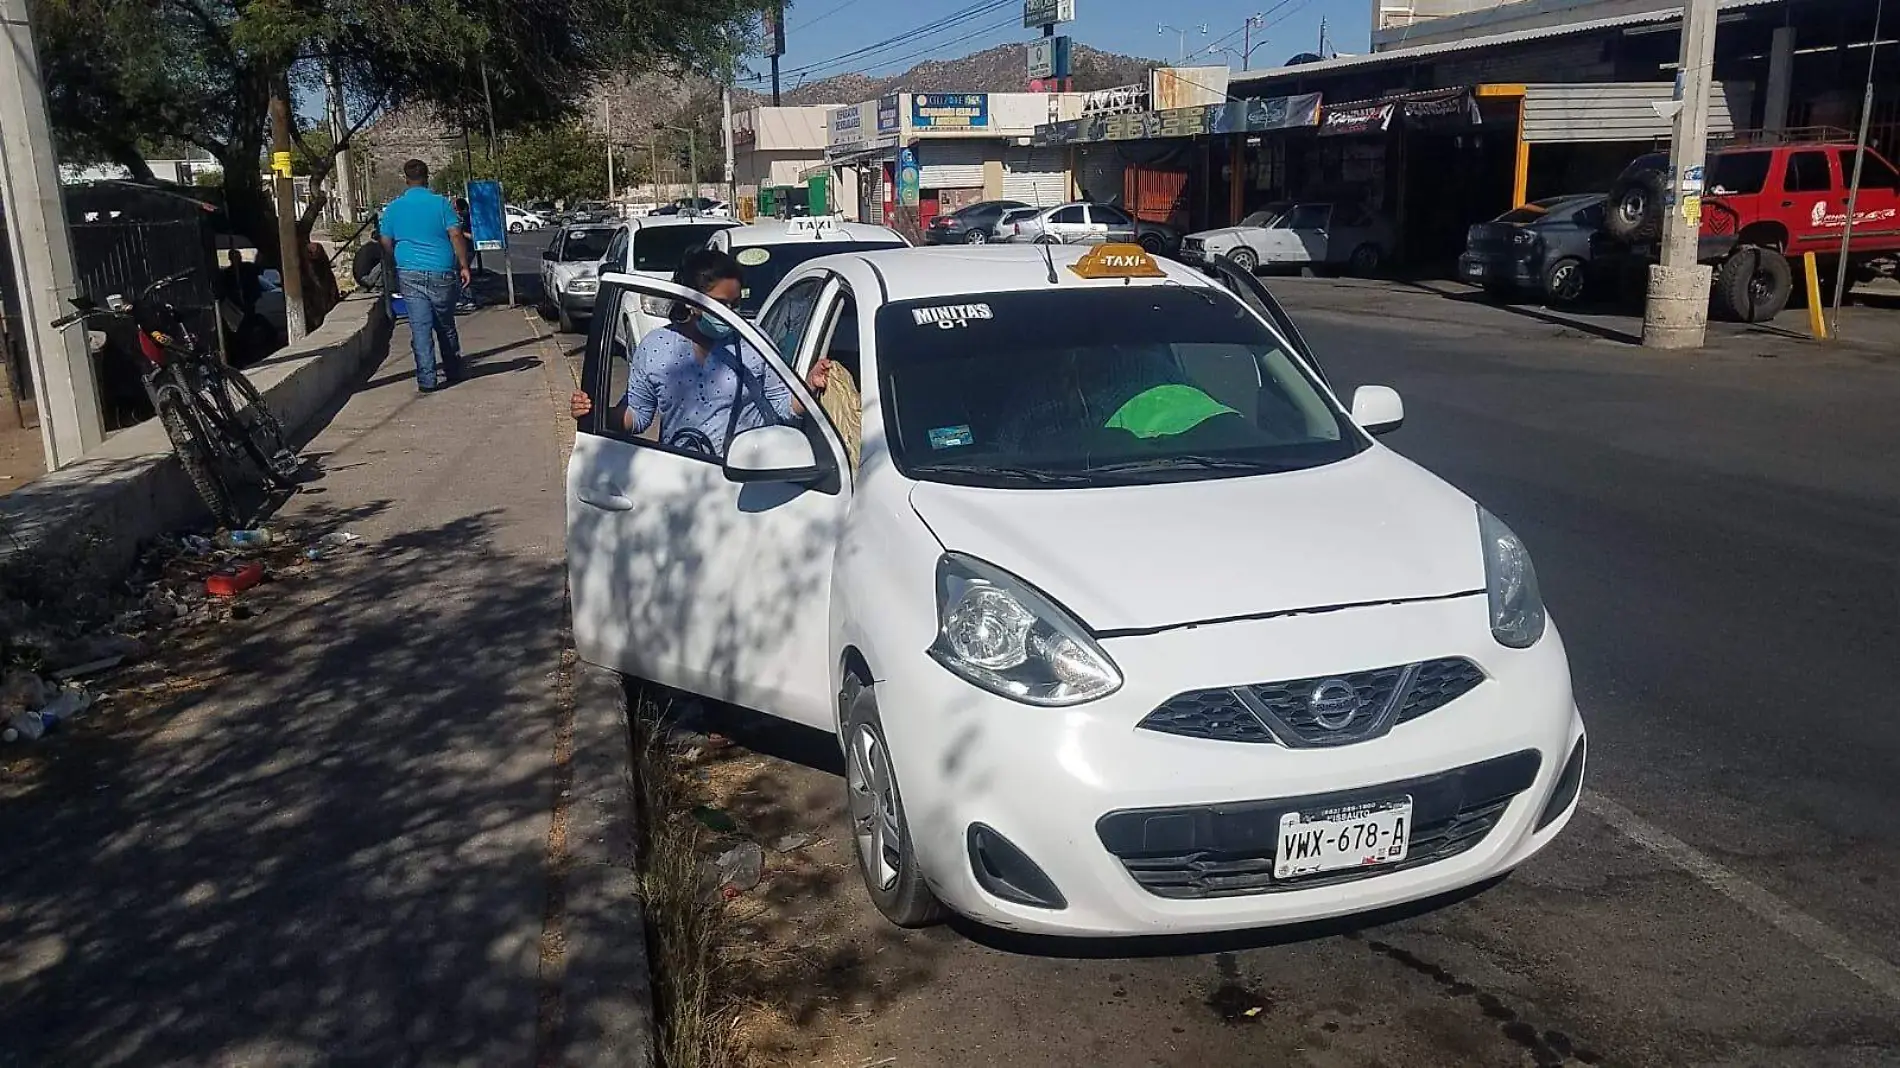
[1187,227,1256,245]
[906,449,1485,634]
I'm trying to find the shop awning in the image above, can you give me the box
[1319,88,1481,137]
[1033,92,1321,148]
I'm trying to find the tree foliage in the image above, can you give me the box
[31,0,765,269]
[431,125,618,205]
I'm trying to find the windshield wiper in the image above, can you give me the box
[1086,455,1300,476]
[910,463,1093,486]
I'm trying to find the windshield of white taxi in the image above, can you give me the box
[559,229,614,261]
[729,239,904,315]
[632,225,723,272]
[879,286,1363,488]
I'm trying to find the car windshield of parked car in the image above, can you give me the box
[730,240,904,314]
[1708,151,1772,195]
[1238,210,1279,228]
[560,229,614,261]
[878,287,1364,488]
[1275,204,1332,230]
[632,226,721,273]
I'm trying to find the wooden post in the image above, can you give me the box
[269,78,307,343]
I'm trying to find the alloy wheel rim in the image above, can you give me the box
[968,230,987,243]
[1555,264,1582,300]
[846,725,902,892]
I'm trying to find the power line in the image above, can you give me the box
[777,0,1014,78]
[788,0,869,34]
[851,14,1022,78]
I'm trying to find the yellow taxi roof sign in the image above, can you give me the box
[1070,243,1166,280]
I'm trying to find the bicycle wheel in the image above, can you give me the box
[217,366,300,487]
[155,387,237,527]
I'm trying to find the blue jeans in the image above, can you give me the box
[398,269,463,389]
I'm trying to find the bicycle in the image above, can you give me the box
[54,270,301,527]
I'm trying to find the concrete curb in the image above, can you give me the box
[559,661,656,1068]
[0,293,390,571]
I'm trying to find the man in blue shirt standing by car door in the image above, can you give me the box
[380,159,472,392]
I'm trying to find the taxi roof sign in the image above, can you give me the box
[786,214,847,237]
[1069,243,1166,280]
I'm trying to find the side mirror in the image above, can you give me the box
[725,424,821,484]
[541,249,557,261]
[1351,385,1405,436]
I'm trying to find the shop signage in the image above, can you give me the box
[1033,93,1320,146]
[1027,35,1071,81]
[759,2,785,58]
[828,103,864,150]
[897,147,920,207]
[1022,0,1074,29]
[912,93,988,129]
[1320,102,1395,137]
[1082,84,1148,116]
[876,94,901,134]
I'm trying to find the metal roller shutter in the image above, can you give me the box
[1002,147,1069,207]
[917,140,989,190]
[865,167,886,224]
[1523,81,1751,144]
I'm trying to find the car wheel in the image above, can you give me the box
[964,229,989,244]
[1223,247,1258,273]
[509,222,523,234]
[557,302,577,334]
[1542,257,1587,306]
[1033,234,1059,246]
[1712,245,1793,323]
[1138,232,1165,254]
[1349,243,1384,276]
[842,679,945,928]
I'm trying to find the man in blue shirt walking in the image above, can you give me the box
[379,159,472,392]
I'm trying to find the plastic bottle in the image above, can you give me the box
[5,709,48,742]
[217,528,273,550]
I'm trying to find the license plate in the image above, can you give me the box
[1274,797,1412,879]
[1463,263,1484,278]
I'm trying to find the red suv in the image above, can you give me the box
[1606,140,1900,321]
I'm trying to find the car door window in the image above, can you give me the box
[1839,150,1900,191]
[1050,206,1085,225]
[1284,204,1331,230]
[603,229,628,270]
[758,277,826,359]
[1784,151,1833,194]
[1091,205,1133,227]
[805,288,865,474]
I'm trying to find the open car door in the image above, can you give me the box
[566,275,852,730]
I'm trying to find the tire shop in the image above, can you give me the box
[1219,0,1899,270]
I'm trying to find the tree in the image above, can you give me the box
[31,0,764,279]
[430,125,611,205]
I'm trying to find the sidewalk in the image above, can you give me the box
[0,307,614,1066]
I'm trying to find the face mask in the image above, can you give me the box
[696,311,735,342]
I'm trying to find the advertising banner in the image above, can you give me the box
[1082,84,1148,115]
[828,103,864,149]
[1033,93,1321,146]
[876,94,901,134]
[912,93,988,129]
[467,179,505,252]
[1320,101,1396,137]
[1022,0,1074,28]
[897,147,920,207]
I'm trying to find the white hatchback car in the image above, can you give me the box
[703,217,907,320]
[594,215,740,347]
[567,244,1586,937]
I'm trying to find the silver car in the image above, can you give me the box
[1180,202,1396,276]
[997,201,1139,246]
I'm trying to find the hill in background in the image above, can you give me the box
[760,42,1158,106]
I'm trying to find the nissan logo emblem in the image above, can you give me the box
[1307,679,1362,731]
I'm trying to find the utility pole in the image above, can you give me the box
[326,62,356,223]
[649,133,659,205]
[1243,13,1261,71]
[1828,0,1886,337]
[269,77,307,344]
[688,127,698,202]
[722,85,736,207]
[604,97,615,201]
[0,0,102,468]
[1640,0,1718,350]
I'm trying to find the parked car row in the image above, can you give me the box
[924,199,1181,254]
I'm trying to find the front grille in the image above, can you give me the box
[1140,657,1486,747]
[1097,749,1540,899]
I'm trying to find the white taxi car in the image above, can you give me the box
[595,215,739,347]
[539,223,617,333]
[567,244,1585,937]
[703,217,907,320]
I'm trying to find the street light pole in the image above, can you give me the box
[1640,0,1718,350]
[1158,23,1207,65]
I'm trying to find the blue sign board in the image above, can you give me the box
[897,148,920,207]
[468,179,506,251]
[912,93,988,129]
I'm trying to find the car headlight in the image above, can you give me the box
[569,277,598,295]
[928,553,1122,706]
[1512,230,1537,247]
[640,295,673,316]
[1478,507,1546,648]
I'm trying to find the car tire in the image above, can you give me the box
[964,229,988,245]
[509,222,523,234]
[1138,232,1165,254]
[1224,247,1259,273]
[1712,245,1793,323]
[1542,257,1588,306]
[1606,164,1666,244]
[1033,234,1059,246]
[557,302,577,334]
[1348,243,1384,276]
[842,678,945,929]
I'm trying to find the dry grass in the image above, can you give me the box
[630,695,749,1068]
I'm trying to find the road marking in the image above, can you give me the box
[1583,793,1900,1005]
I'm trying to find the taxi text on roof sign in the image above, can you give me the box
[786,214,847,236]
[1070,244,1167,280]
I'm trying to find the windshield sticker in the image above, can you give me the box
[911,303,993,329]
[735,247,771,266]
[569,230,589,239]
[928,425,974,450]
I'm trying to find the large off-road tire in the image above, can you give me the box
[1224,247,1259,273]
[156,390,237,528]
[1542,257,1588,306]
[1606,164,1667,244]
[841,679,945,928]
[1712,246,1793,323]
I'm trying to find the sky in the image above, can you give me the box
[752,0,1374,94]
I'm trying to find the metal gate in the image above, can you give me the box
[918,141,988,190]
[1002,148,1068,206]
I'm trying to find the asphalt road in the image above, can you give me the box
[661,277,1900,1068]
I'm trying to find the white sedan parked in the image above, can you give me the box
[1181,202,1395,276]
[567,243,1585,937]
